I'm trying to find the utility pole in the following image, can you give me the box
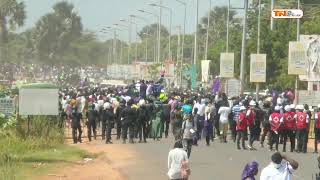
[158,0,162,63]
[270,0,275,30]
[256,0,261,101]
[240,0,248,95]
[205,0,211,60]
[193,0,199,65]
[295,0,301,104]
[177,26,182,88]
[226,0,230,52]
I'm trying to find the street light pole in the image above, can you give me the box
[270,0,275,30]
[240,0,248,95]
[149,3,173,61]
[226,0,230,52]
[205,0,211,60]
[175,0,186,64]
[114,23,130,64]
[295,0,301,103]
[256,0,261,101]
[138,9,160,63]
[194,0,199,65]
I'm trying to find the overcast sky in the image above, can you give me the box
[18,0,245,41]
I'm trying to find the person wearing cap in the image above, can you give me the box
[314,105,320,153]
[269,105,282,151]
[246,100,257,150]
[294,104,309,153]
[86,100,97,142]
[236,106,248,150]
[281,105,296,152]
[137,99,148,143]
[120,99,137,144]
[260,152,298,180]
[103,102,114,144]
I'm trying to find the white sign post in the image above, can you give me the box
[225,78,241,98]
[19,89,59,115]
[220,53,234,78]
[250,54,267,83]
[0,98,15,116]
[201,60,211,83]
[288,41,306,75]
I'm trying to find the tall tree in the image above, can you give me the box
[34,1,82,65]
[138,23,169,39]
[0,0,26,62]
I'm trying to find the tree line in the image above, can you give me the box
[0,0,319,90]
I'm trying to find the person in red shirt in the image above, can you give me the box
[246,100,257,150]
[314,105,320,153]
[280,105,296,152]
[269,105,282,151]
[236,106,248,150]
[294,105,309,153]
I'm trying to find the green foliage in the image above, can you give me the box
[33,1,83,64]
[0,135,94,179]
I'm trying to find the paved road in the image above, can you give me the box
[115,137,319,180]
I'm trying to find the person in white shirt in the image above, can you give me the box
[260,152,299,180]
[218,106,231,143]
[167,141,189,180]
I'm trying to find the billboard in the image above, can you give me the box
[0,98,15,116]
[201,60,211,83]
[298,90,320,106]
[288,41,306,75]
[250,54,266,83]
[299,35,320,81]
[220,53,234,78]
[225,78,240,97]
[19,89,59,115]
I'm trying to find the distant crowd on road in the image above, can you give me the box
[59,79,320,155]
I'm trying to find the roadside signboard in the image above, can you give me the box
[250,54,266,82]
[0,98,15,116]
[220,53,234,78]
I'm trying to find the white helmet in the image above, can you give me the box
[274,105,281,111]
[240,106,247,111]
[103,102,111,110]
[138,99,146,106]
[284,105,291,112]
[318,104,320,108]
[290,104,296,109]
[249,100,256,106]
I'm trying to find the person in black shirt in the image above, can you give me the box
[103,102,114,144]
[137,100,149,143]
[121,99,137,144]
[86,102,97,141]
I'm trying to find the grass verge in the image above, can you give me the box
[0,135,97,180]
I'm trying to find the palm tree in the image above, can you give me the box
[34,1,82,64]
[0,0,26,62]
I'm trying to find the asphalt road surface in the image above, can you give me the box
[116,137,319,180]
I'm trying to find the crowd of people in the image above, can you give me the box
[49,71,320,180]
[59,80,319,155]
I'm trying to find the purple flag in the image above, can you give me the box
[212,77,221,95]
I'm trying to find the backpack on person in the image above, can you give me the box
[181,160,191,179]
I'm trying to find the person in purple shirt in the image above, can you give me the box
[241,161,259,180]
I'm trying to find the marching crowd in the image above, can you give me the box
[59,79,320,156]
